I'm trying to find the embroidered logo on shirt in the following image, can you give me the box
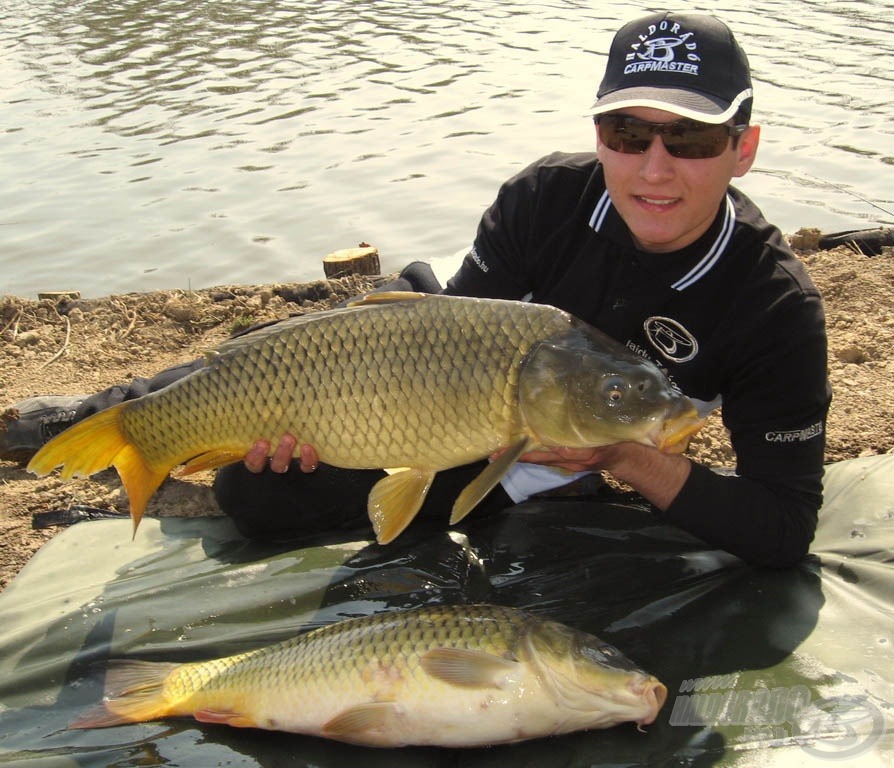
[625,20,700,76]
[765,422,824,444]
[467,245,489,273]
[643,316,699,363]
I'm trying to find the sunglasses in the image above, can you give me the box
[596,114,748,159]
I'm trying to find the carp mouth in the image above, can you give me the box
[633,678,668,729]
[652,406,707,454]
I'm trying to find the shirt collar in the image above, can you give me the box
[588,175,736,290]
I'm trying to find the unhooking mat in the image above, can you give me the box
[0,454,891,767]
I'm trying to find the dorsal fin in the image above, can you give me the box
[208,292,428,359]
[346,290,428,307]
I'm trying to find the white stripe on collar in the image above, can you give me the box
[588,192,736,291]
[588,189,612,231]
[672,194,736,290]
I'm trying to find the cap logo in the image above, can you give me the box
[625,21,700,77]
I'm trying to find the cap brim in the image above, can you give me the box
[588,87,752,124]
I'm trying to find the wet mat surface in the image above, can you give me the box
[1,455,892,766]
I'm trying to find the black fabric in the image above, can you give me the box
[395,260,443,294]
[817,227,894,256]
[213,459,512,543]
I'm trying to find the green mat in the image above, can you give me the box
[1,455,891,766]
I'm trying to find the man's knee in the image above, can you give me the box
[213,462,382,541]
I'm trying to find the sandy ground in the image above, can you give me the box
[1,240,892,590]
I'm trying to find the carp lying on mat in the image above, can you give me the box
[70,603,667,747]
[28,292,704,543]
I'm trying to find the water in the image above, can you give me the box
[1,0,892,299]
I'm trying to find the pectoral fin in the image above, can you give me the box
[368,468,436,544]
[449,437,531,524]
[421,648,520,688]
[322,702,398,739]
[179,448,247,475]
[194,708,258,728]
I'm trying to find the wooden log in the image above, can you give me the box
[37,291,81,301]
[322,245,380,278]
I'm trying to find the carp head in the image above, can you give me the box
[518,325,705,452]
[524,618,667,731]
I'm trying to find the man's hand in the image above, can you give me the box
[243,435,321,474]
[515,445,614,473]
[510,442,692,512]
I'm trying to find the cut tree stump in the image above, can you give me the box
[37,291,81,301]
[322,245,380,278]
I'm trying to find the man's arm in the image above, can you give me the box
[662,462,820,567]
[516,441,820,568]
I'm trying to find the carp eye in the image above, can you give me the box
[602,376,627,405]
[581,641,638,670]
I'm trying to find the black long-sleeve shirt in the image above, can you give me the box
[445,152,831,567]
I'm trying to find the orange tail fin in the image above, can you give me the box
[26,403,169,534]
[69,660,179,729]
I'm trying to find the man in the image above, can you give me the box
[1,13,830,567]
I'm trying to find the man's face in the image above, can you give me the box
[596,107,760,253]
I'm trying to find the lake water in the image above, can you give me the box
[1,0,892,299]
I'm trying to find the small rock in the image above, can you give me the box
[162,298,198,322]
[14,330,42,346]
[789,227,822,250]
[836,346,870,365]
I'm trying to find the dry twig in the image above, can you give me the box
[0,308,23,339]
[112,299,138,340]
[40,311,71,369]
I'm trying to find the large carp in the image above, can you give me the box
[28,292,704,543]
[69,603,667,747]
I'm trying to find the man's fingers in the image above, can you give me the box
[299,443,320,473]
[244,440,271,473]
[270,433,298,473]
[244,435,318,474]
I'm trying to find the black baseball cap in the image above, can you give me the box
[588,12,753,124]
